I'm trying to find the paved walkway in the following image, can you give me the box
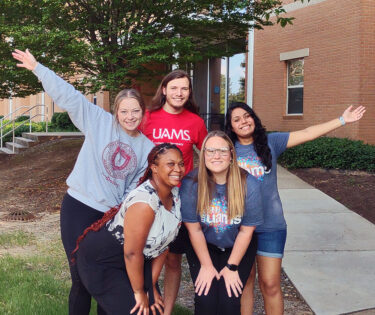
[278,166,375,315]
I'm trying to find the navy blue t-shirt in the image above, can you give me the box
[180,170,263,248]
[235,132,289,232]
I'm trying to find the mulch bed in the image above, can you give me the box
[290,168,375,224]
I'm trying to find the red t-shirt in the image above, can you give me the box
[140,108,208,173]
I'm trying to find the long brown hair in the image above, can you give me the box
[149,70,198,114]
[70,143,182,264]
[197,131,247,221]
[112,89,146,122]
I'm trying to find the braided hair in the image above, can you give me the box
[71,143,182,264]
[70,205,120,264]
[225,102,272,171]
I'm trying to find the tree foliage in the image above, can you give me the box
[0,0,308,98]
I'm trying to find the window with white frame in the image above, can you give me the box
[287,58,304,115]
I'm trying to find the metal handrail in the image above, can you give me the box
[1,104,48,151]
[0,106,30,123]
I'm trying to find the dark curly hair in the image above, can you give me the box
[71,143,183,264]
[225,102,272,171]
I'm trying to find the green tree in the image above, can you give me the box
[0,0,308,99]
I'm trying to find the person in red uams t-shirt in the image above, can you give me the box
[140,70,207,315]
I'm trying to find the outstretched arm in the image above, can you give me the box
[12,49,107,133]
[287,105,366,148]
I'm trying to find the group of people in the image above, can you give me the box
[12,49,365,315]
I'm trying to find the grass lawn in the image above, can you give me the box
[0,231,192,315]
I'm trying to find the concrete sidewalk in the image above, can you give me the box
[277,166,375,315]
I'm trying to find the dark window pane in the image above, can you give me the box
[288,88,303,114]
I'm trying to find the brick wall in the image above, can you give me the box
[253,0,375,144]
[358,0,375,143]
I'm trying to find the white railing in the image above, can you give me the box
[0,105,48,152]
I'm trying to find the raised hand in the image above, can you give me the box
[195,265,220,296]
[219,266,243,298]
[342,105,366,124]
[12,49,38,71]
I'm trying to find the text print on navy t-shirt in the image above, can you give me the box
[201,195,241,233]
[237,153,267,181]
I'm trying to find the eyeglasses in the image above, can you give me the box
[204,147,231,157]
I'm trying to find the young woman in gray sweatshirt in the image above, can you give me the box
[12,49,154,314]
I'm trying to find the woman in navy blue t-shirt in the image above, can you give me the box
[180,130,264,315]
[225,102,365,315]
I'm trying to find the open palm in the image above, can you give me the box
[12,49,38,71]
[342,105,366,124]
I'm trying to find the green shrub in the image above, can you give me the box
[50,112,60,126]
[51,112,78,131]
[1,121,44,144]
[15,115,30,122]
[279,137,375,172]
[0,115,4,120]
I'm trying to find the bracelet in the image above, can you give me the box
[339,116,346,126]
[226,263,238,271]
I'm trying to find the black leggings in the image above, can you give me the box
[76,223,160,315]
[186,238,257,315]
[60,193,106,315]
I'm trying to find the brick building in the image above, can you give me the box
[251,0,375,144]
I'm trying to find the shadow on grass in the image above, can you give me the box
[0,238,192,315]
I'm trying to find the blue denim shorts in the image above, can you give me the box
[254,229,287,259]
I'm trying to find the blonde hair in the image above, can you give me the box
[197,130,247,221]
[112,89,146,123]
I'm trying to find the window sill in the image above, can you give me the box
[283,115,303,120]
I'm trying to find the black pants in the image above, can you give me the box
[186,238,257,315]
[76,223,160,315]
[60,193,106,315]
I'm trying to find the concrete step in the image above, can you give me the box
[15,136,36,148]
[22,133,39,141]
[0,147,16,154]
[5,142,28,153]
[22,132,84,143]
[0,132,83,154]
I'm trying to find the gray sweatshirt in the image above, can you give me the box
[33,63,154,212]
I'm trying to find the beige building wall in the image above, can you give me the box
[0,91,109,122]
[1,62,167,121]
